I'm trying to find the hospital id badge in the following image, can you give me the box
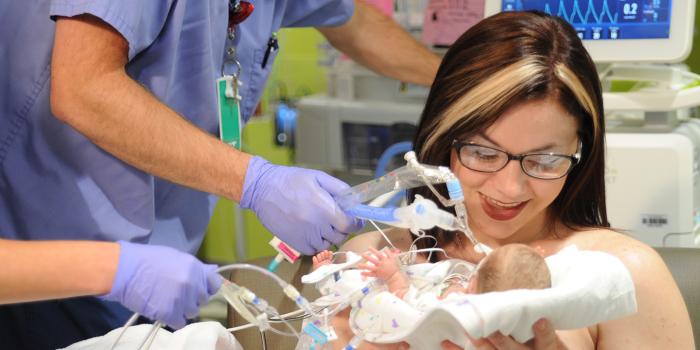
[216,75,242,149]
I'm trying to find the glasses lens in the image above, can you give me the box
[522,154,572,179]
[459,144,507,172]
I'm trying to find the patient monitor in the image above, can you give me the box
[485,1,700,248]
[485,1,695,63]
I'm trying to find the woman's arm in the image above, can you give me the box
[596,235,694,349]
[0,239,118,304]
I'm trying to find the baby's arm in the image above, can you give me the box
[357,248,411,298]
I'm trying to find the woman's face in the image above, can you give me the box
[450,97,580,245]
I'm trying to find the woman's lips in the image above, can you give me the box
[479,194,527,221]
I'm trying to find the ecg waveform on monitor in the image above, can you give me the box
[504,0,671,40]
[510,0,620,24]
[545,0,618,24]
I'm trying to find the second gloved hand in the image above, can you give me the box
[101,241,222,329]
[240,156,364,255]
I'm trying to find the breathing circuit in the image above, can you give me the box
[267,150,492,276]
[338,151,491,255]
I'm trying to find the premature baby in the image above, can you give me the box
[298,244,636,349]
[313,243,551,301]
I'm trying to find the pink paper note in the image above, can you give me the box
[422,0,485,47]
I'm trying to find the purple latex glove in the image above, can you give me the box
[101,241,222,329]
[240,156,364,255]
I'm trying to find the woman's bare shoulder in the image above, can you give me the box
[545,228,694,348]
[550,228,665,274]
[339,228,413,254]
[565,230,694,348]
[564,228,659,258]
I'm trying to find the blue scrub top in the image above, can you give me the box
[0,0,353,253]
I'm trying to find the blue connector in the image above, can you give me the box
[446,179,464,200]
[267,254,284,272]
[303,322,328,345]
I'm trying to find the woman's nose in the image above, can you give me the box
[490,159,528,197]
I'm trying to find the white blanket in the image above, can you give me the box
[346,246,637,348]
[61,321,242,350]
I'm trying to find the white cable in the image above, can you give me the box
[226,308,309,333]
[409,233,439,261]
[221,282,260,326]
[265,321,299,338]
[108,312,139,350]
[219,264,318,339]
[217,264,288,288]
[227,321,260,333]
[398,248,449,260]
[368,219,397,249]
[136,322,162,350]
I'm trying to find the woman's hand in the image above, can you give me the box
[440,319,567,350]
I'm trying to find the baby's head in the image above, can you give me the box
[472,244,551,293]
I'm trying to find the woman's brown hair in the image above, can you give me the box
[410,11,608,256]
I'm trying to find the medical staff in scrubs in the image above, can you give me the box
[0,238,221,330]
[0,0,440,348]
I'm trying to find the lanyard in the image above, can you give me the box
[217,0,254,149]
[221,0,253,78]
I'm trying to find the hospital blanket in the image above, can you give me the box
[60,321,242,350]
[344,246,637,348]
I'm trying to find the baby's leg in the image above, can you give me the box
[312,250,334,270]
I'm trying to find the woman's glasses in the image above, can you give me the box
[453,140,582,180]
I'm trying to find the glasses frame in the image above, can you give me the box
[452,140,582,180]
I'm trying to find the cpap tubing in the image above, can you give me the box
[344,197,464,232]
[336,154,456,210]
[338,151,485,251]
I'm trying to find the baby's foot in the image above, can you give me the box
[312,250,334,270]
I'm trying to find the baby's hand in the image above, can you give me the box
[312,250,334,270]
[357,247,402,281]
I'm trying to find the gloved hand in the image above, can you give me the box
[240,156,364,255]
[101,241,222,329]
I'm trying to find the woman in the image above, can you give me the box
[331,10,694,350]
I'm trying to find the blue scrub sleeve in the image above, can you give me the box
[281,0,355,27]
[49,0,175,60]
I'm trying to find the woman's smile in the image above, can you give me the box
[479,192,528,221]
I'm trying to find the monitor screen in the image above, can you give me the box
[501,0,670,40]
[484,1,695,62]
